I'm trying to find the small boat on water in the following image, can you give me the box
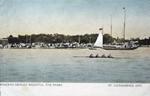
[89,54,113,58]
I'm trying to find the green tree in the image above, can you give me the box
[103,34,114,44]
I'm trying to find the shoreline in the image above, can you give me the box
[0,46,149,50]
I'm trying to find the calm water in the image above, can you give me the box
[0,47,150,82]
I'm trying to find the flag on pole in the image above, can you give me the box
[99,28,103,30]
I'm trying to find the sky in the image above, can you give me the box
[0,0,150,39]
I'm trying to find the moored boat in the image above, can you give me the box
[92,7,138,50]
[92,28,138,50]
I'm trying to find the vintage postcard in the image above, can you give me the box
[0,0,150,96]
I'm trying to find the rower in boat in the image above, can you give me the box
[89,54,94,58]
[95,54,100,58]
[89,54,113,58]
[101,54,106,58]
[107,54,113,58]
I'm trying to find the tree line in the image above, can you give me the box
[131,37,150,46]
[7,33,114,44]
[6,33,150,45]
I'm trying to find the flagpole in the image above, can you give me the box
[110,15,112,37]
[99,27,103,35]
[123,7,126,40]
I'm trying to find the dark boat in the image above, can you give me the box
[102,42,138,50]
[103,46,138,50]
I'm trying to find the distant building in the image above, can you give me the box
[0,38,8,46]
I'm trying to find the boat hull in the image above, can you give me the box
[103,46,138,50]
